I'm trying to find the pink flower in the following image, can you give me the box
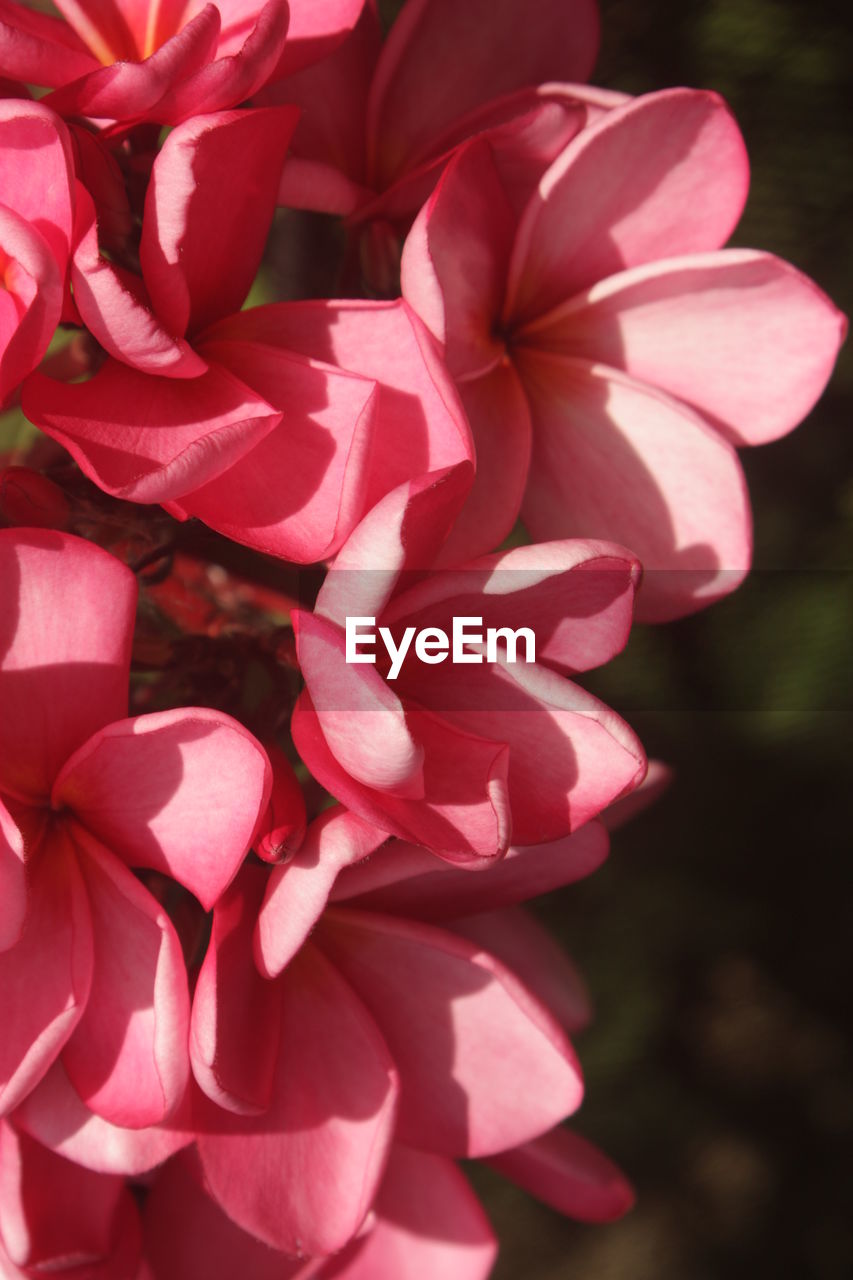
[24,109,472,563]
[0,101,75,405]
[401,88,847,620]
[0,1119,141,1278]
[291,467,645,861]
[0,0,364,128]
[0,528,271,1125]
[267,0,609,227]
[186,804,614,1255]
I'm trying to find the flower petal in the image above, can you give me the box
[53,707,271,910]
[518,349,753,620]
[0,2,98,86]
[0,797,27,951]
[505,88,750,324]
[488,1126,636,1223]
[61,826,190,1128]
[0,528,135,801]
[319,908,583,1156]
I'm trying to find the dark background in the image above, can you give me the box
[468,2,853,1276]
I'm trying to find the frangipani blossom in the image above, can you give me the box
[401,88,847,619]
[292,466,645,861]
[0,528,271,1127]
[0,0,364,128]
[267,0,611,227]
[24,108,473,563]
[0,100,75,405]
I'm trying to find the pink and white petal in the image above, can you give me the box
[487,1126,636,1223]
[141,1151,307,1280]
[453,907,593,1034]
[255,806,389,979]
[208,300,474,515]
[0,100,75,268]
[255,741,307,864]
[295,609,424,796]
[387,538,639,675]
[331,821,608,924]
[197,940,398,1256]
[0,528,135,801]
[316,463,474,626]
[366,0,599,188]
[0,797,27,952]
[156,0,290,123]
[71,184,206,378]
[140,106,298,338]
[531,249,848,446]
[293,693,510,864]
[401,141,515,380]
[402,654,645,843]
[190,864,282,1114]
[318,908,583,1156]
[321,1143,496,1280]
[178,340,377,562]
[13,1061,193,1176]
[23,358,281,504]
[61,826,190,1128]
[506,88,750,325]
[43,5,222,121]
[0,2,98,86]
[0,1122,140,1274]
[53,707,271,911]
[516,350,753,621]
[0,828,93,1117]
[52,0,152,62]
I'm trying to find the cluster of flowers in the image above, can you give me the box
[0,0,844,1274]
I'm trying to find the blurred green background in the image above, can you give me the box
[468,2,853,1276]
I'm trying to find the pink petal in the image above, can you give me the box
[53,707,271,911]
[23,357,282,504]
[61,825,190,1128]
[454,906,593,1033]
[0,528,135,801]
[295,609,424,796]
[140,106,298,338]
[323,1143,497,1280]
[405,655,645,843]
[0,1122,140,1274]
[13,1061,193,1175]
[177,338,378,562]
[319,909,583,1156]
[293,693,510,864]
[386,539,640,675]
[603,758,673,830]
[255,741,307,863]
[517,350,753,621]
[142,1151,307,1280]
[43,5,222,121]
[71,183,207,379]
[505,88,750,325]
[0,2,98,86]
[272,0,365,77]
[0,825,93,1117]
[488,1126,636,1222]
[190,865,283,1114]
[331,821,609,922]
[401,140,515,380]
[0,99,75,269]
[197,940,398,1256]
[366,0,599,188]
[52,0,153,62]
[255,807,389,979]
[208,300,474,515]
[0,797,27,951]
[278,154,370,215]
[0,206,63,406]
[530,248,848,446]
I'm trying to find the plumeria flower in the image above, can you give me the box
[401,88,847,619]
[0,0,364,128]
[0,101,75,406]
[292,466,645,861]
[24,108,473,563]
[0,528,271,1125]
